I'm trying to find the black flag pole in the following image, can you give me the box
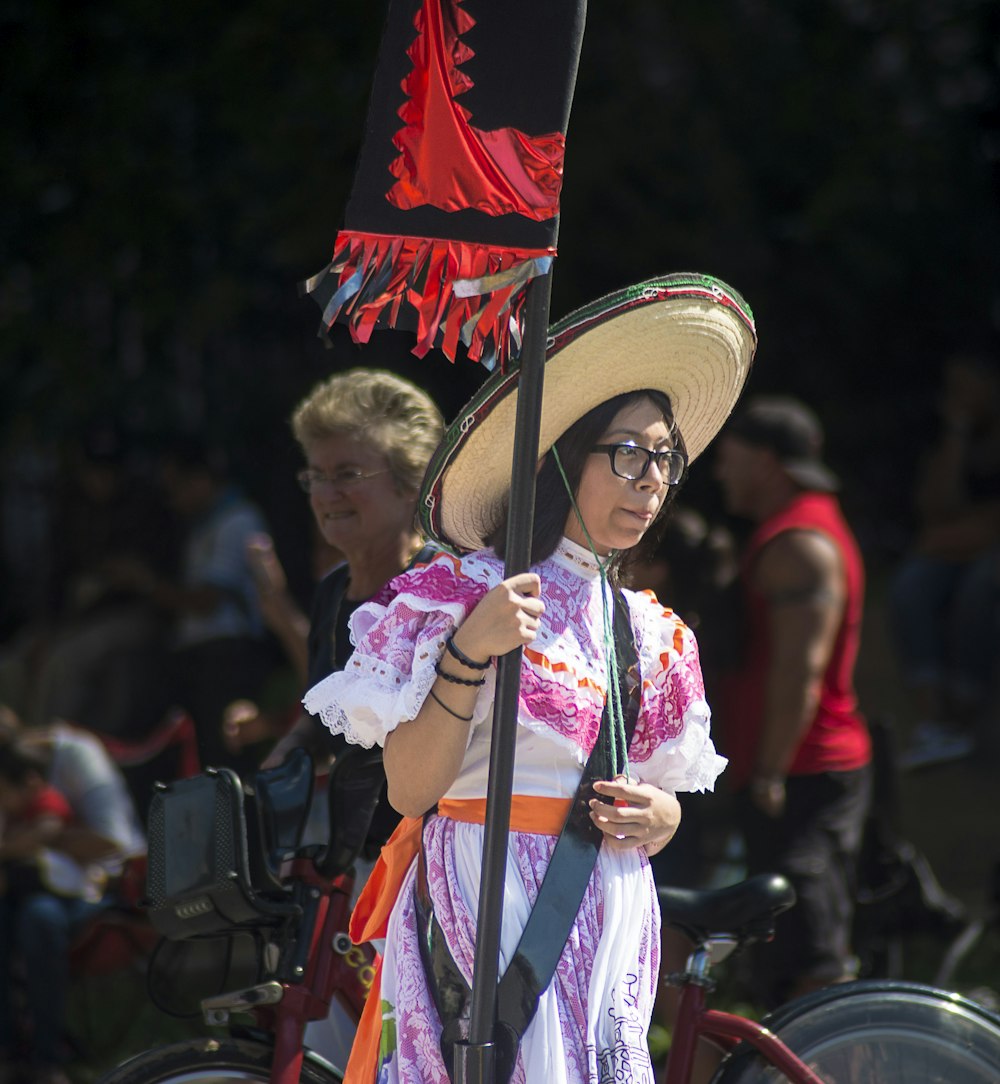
[456,270,553,1084]
[301,4,586,1079]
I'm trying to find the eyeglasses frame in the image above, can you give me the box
[591,442,687,485]
[296,467,392,495]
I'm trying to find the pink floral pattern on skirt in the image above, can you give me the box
[374,815,659,1084]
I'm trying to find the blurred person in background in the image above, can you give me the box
[0,421,178,739]
[713,395,871,1009]
[239,369,446,781]
[115,438,272,772]
[0,706,145,1084]
[888,352,1000,770]
[627,505,739,889]
[230,369,444,1069]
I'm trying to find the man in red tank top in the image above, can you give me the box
[714,396,872,1008]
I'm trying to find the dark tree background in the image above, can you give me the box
[2,0,999,633]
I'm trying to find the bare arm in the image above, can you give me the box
[49,825,122,863]
[1,811,123,863]
[102,556,225,616]
[0,815,64,861]
[257,593,310,685]
[750,529,844,816]
[247,536,310,684]
[383,572,545,817]
[259,712,333,771]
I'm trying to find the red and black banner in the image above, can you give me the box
[303,0,587,370]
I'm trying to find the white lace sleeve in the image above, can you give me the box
[302,552,497,748]
[625,589,727,794]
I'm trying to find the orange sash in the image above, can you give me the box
[343,795,572,1083]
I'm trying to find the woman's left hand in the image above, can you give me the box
[589,776,681,854]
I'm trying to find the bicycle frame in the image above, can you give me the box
[198,855,371,1084]
[663,944,825,1084]
[201,883,826,1084]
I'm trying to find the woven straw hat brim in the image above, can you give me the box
[421,273,757,553]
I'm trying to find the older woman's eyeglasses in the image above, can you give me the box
[296,468,391,494]
[591,443,686,485]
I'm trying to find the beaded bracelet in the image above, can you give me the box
[429,686,474,722]
[445,634,490,670]
[434,659,486,687]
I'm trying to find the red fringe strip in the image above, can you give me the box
[306,230,554,370]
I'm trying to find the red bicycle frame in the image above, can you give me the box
[663,947,825,1084]
[200,856,371,1084]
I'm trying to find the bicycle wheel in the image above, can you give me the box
[713,979,1000,1082]
[97,1036,344,1084]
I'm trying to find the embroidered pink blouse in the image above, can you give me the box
[303,537,726,797]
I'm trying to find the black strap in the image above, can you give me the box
[416,589,641,1082]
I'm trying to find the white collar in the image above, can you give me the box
[551,536,609,580]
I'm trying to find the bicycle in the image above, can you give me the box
[658,875,1000,1082]
[99,749,1000,1084]
[98,744,383,1084]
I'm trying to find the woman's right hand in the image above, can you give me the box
[385,572,545,817]
[451,573,545,663]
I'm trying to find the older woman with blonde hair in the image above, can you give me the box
[233,368,445,1069]
[257,367,445,771]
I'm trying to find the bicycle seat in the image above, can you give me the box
[658,873,796,947]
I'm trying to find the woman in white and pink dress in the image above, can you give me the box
[303,274,757,1084]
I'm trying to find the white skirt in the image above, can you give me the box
[372,814,660,1084]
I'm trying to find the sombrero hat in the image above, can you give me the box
[420,272,757,553]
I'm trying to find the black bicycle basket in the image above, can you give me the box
[145,752,312,940]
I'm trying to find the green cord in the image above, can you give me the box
[551,446,629,779]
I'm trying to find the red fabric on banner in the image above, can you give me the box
[300,0,586,370]
[314,230,552,366]
[389,0,566,220]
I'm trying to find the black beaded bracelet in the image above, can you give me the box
[445,634,490,670]
[429,687,474,722]
[434,659,486,687]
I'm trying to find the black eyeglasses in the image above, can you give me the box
[296,468,391,494]
[591,443,687,485]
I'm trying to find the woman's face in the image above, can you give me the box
[563,397,675,556]
[302,433,417,559]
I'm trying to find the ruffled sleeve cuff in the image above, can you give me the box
[302,552,496,749]
[634,696,727,793]
[625,589,727,794]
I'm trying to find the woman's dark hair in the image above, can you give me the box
[487,389,686,584]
